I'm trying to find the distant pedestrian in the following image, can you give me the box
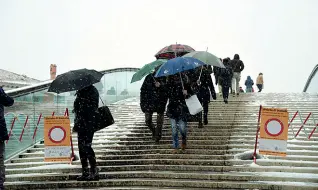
[229,54,244,96]
[245,76,254,93]
[239,87,244,93]
[256,73,264,92]
[0,87,14,189]
[219,58,233,104]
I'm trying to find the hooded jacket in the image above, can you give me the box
[0,87,14,141]
[245,76,254,88]
[230,54,245,73]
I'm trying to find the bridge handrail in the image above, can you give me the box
[303,64,318,92]
[5,67,140,98]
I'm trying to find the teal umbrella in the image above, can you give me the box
[131,59,167,83]
[183,51,225,68]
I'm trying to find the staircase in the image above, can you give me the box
[4,93,318,190]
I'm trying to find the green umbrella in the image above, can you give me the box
[183,51,225,68]
[131,59,167,83]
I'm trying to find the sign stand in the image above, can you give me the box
[253,105,262,164]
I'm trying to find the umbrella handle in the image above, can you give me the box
[179,72,184,90]
[151,75,157,83]
[199,66,203,81]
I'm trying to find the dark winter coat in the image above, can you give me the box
[140,74,168,114]
[213,66,221,85]
[230,54,244,73]
[73,85,99,133]
[245,76,254,88]
[0,87,14,141]
[166,75,193,121]
[219,65,233,88]
[194,66,216,103]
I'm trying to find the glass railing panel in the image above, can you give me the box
[3,70,143,159]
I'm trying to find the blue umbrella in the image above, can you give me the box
[154,57,205,78]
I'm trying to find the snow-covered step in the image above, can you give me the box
[4,93,318,189]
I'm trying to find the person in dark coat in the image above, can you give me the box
[0,87,14,189]
[219,58,233,104]
[166,73,193,152]
[140,71,168,143]
[229,54,244,96]
[73,85,99,181]
[194,65,216,127]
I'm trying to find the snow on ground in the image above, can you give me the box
[234,150,267,160]
[7,173,61,178]
[28,164,78,170]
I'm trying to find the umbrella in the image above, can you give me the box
[155,44,195,59]
[154,57,205,78]
[183,51,225,68]
[131,59,167,83]
[48,69,104,94]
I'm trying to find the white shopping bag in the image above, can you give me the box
[185,95,203,115]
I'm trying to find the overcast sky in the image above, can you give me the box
[0,0,317,92]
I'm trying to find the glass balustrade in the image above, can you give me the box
[4,70,143,159]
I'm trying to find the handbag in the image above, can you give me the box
[94,98,115,132]
[185,94,203,115]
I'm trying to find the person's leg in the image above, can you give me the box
[231,76,236,96]
[198,97,203,128]
[218,85,222,96]
[203,101,209,125]
[198,111,203,128]
[0,141,5,190]
[145,112,155,138]
[235,72,241,95]
[222,85,229,103]
[86,131,99,181]
[170,119,179,151]
[155,113,164,143]
[178,120,188,150]
[77,132,90,181]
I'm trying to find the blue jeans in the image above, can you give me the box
[170,119,187,149]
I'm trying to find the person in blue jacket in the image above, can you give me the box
[245,76,254,93]
[0,87,14,189]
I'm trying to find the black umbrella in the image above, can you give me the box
[48,68,104,94]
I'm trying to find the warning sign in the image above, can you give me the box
[259,107,289,156]
[44,116,71,162]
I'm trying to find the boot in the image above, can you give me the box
[89,167,99,181]
[145,113,155,139]
[155,125,162,143]
[181,143,187,151]
[77,167,90,181]
[204,117,208,125]
[203,112,208,125]
[198,122,203,128]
